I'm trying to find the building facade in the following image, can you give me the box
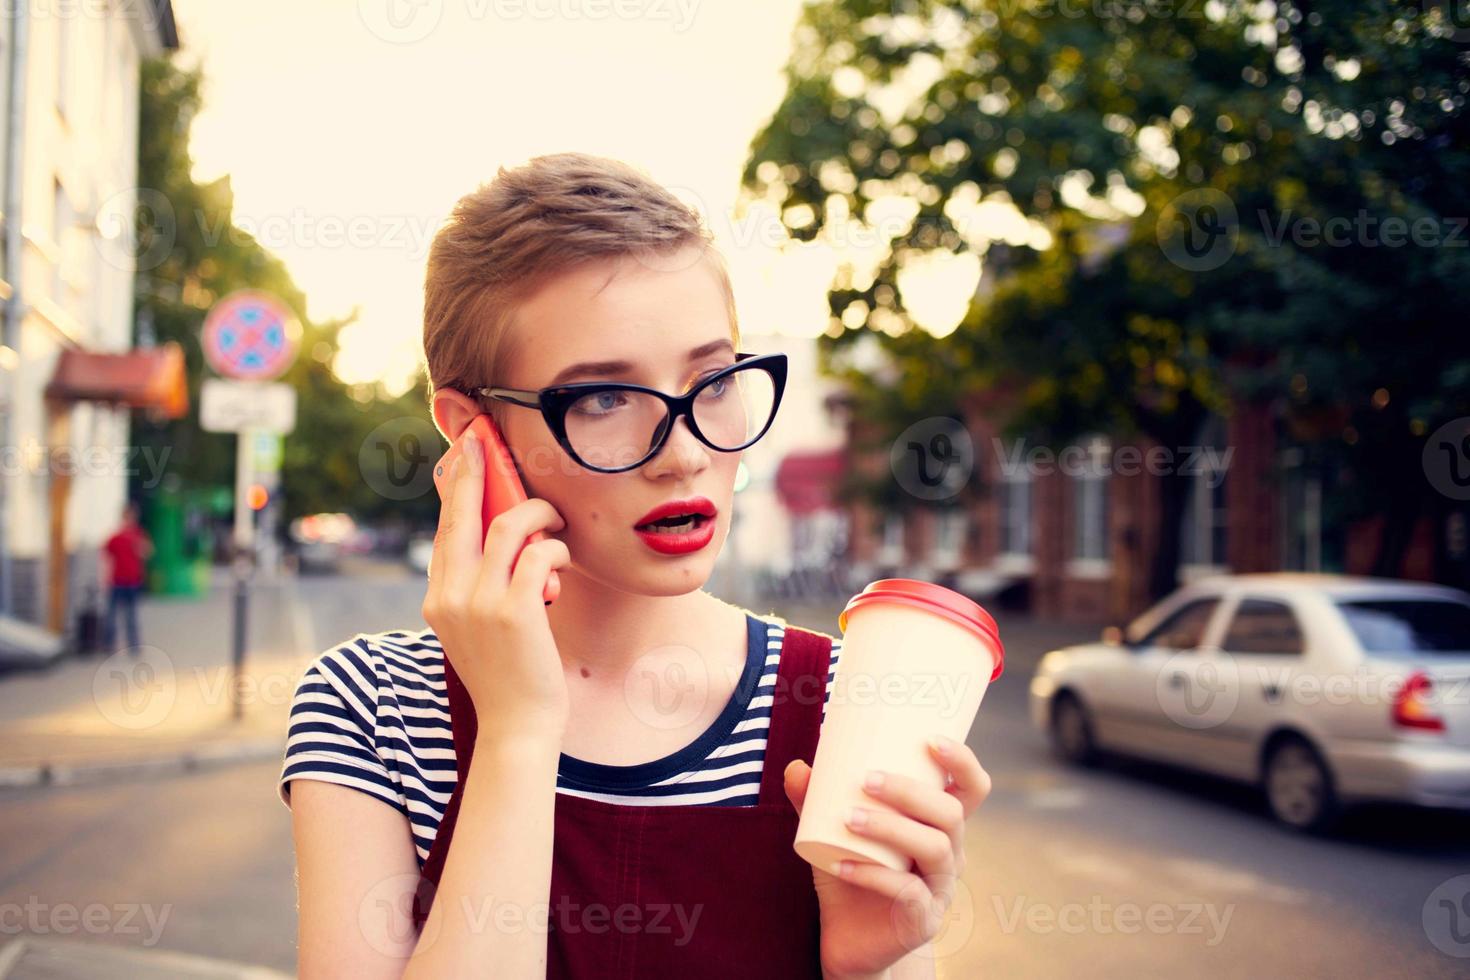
[0,1,180,639]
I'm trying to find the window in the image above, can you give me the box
[1072,435,1110,562]
[997,461,1031,558]
[1222,599,1305,655]
[1181,416,1229,568]
[1337,600,1470,655]
[1139,598,1220,650]
[932,507,967,570]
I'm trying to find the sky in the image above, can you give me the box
[169,0,839,395]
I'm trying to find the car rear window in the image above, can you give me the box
[1336,599,1470,654]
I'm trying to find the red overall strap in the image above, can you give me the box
[758,622,832,806]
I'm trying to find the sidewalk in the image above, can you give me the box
[0,936,291,980]
[0,567,314,789]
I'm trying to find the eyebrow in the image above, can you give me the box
[546,338,735,387]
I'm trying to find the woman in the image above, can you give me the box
[278,152,991,978]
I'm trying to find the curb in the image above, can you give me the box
[0,736,285,790]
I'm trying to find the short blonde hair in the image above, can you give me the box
[422,151,739,427]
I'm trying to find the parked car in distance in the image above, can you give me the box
[406,532,434,575]
[1030,573,1470,832]
[289,512,359,574]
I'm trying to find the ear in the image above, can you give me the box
[430,388,485,444]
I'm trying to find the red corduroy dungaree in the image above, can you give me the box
[411,623,833,978]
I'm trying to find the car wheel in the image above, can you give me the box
[1050,693,1099,766]
[1263,736,1340,833]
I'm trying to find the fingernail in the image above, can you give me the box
[835,860,853,877]
[846,806,868,829]
[863,770,884,793]
[930,734,953,754]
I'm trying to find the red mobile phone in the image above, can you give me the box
[433,414,560,605]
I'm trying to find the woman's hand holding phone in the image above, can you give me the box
[422,428,573,744]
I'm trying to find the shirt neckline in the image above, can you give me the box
[556,612,767,791]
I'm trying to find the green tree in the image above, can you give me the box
[133,57,441,541]
[746,0,1470,596]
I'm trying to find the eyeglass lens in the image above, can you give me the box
[562,363,776,470]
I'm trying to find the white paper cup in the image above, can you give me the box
[793,578,1004,874]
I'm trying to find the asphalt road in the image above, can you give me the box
[1,565,1467,977]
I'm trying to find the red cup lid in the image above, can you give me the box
[839,578,1005,682]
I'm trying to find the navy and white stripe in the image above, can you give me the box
[277,613,841,867]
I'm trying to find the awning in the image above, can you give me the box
[44,341,189,419]
[775,449,846,514]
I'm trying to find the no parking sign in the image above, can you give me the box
[202,290,301,381]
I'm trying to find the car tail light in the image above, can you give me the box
[1392,671,1445,732]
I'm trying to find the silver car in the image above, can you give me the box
[1029,573,1470,831]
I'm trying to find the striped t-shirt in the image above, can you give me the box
[277,611,841,867]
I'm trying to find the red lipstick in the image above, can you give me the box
[632,497,717,555]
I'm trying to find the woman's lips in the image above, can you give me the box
[632,513,716,555]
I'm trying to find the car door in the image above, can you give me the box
[1095,595,1225,764]
[1182,594,1311,781]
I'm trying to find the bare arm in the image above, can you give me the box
[291,780,424,979]
[400,732,560,977]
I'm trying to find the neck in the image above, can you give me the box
[545,566,736,678]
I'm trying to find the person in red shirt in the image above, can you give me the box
[101,501,153,655]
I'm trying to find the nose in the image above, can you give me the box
[641,410,710,481]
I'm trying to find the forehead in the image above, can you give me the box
[502,246,733,387]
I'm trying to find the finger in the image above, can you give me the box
[927,736,991,816]
[845,806,955,880]
[505,536,571,608]
[481,498,567,590]
[861,770,966,857]
[783,759,810,815]
[832,858,927,905]
[438,430,488,597]
[426,452,460,586]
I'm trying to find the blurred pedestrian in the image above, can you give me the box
[100,500,153,654]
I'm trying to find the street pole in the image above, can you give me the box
[230,425,256,721]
